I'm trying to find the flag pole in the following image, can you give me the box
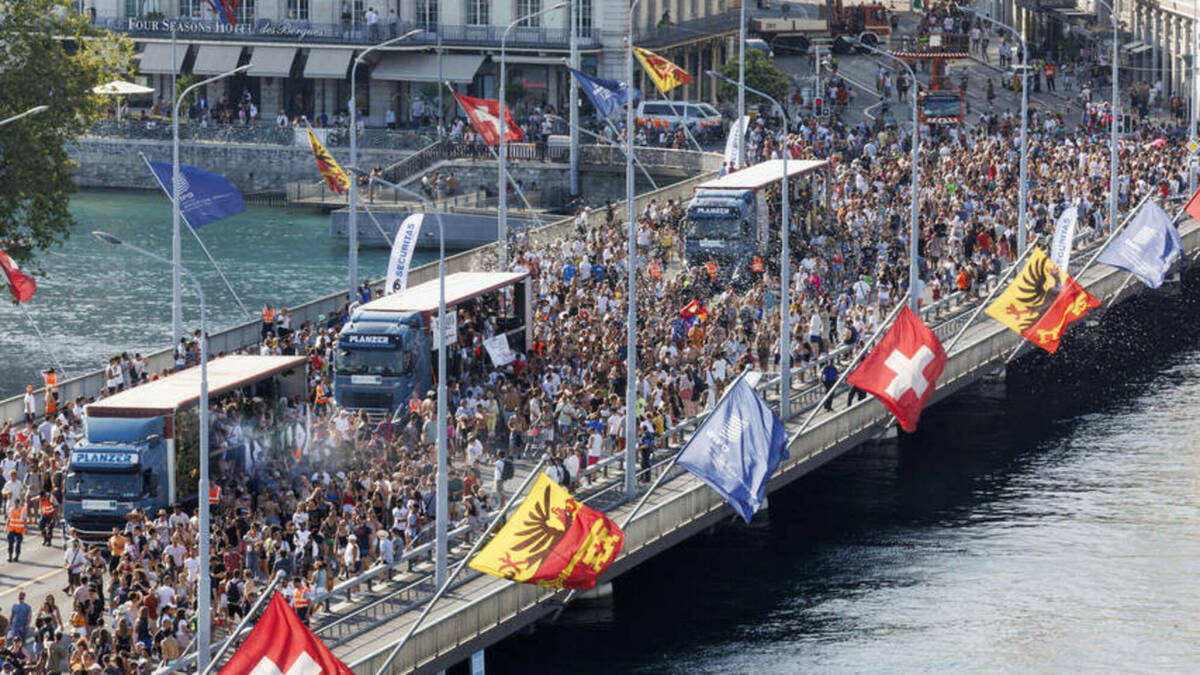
[197,571,287,675]
[18,304,69,378]
[942,234,1043,356]
[374,456,548,675]
[793,299,907,438]
[138,152,252,321]
[1003,191,1158,365]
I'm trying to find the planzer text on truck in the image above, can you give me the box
[64,355,308,538]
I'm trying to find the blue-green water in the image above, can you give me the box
[0,190,435,398]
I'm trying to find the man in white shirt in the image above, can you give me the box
[22,386,36,425]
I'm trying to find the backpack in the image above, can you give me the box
[501,458,514,481]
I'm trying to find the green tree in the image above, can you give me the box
[0,0,134,271]
[716,50,790,109]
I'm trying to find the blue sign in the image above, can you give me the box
[569,68,641,119]
[339,334,400,349]
[471,650,485,675]
[70,451,138,466]
[676,375,789,523]
[148,162,246,228]
[1097,200,1182,289]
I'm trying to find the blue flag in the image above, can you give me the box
[148,162,246,228]
[569,68,641,119]
[1097,200,1182,289]
[676,375,789,524]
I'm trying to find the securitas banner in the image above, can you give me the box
[148,162,245,228]
[385,214,424,294]
[676,374,788,523]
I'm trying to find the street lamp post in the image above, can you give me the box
[351,168,449,587]
[850,42,921,314]
[709,71,794,418]
[348,29,423,301]
[568,0,581,197]
[973,11,1029,254]
[625,0,643,497]
[738,0,746,167]
[92,231,212,670]
[501,2,568,270]
[0,105,49,127]
[1093,0,1121,232]
[173,65,250,347]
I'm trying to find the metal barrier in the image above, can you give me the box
[85,121,433,151]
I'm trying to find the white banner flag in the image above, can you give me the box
[483,334,516,367]
[384,214,424,294]
[1050,205,1078,273]
[721,116,749,175]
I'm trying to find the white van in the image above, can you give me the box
[635,100,722,130]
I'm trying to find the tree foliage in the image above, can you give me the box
[716,50,790,109]
[0,0,134,269]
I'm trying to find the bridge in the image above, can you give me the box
[3,172,1196,673]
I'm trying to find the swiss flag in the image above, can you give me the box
[453,92,524,146]
[0,249,36,303]
[1185,185,1200,223]
[846,305,947,433]
[220,592,352,675]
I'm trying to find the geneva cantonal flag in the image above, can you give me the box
[469,473,624,590]
[846,306,947,433]
[984,246,1101,353]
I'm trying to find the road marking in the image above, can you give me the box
[0,567,63,599]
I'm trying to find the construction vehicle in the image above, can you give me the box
[750,0,891,55]
[891,33,971,126]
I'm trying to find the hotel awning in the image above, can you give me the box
[248,47,297,78]
[371,53,485,83]
[192,44,244,75]
[138,42,188,75]
[304,48,353,79]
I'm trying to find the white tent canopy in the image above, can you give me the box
[93,80,155,95]
[93,80,155,121]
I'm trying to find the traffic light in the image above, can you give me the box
[815,98,823,115]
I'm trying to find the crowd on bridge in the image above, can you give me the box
[3,4,1197,674]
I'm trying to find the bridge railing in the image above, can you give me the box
[85,121,433,150]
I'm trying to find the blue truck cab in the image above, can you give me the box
[333,309,434,412]
[685,187,770,285]
[64,416,170,537]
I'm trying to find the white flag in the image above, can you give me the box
[384,214,424,294]
[722,116,749,175]
[1050,205,1078,273]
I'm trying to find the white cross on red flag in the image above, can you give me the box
[220,592,353,675]
[846,305,947,433]
[452,92,525,146]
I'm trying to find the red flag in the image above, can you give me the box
[219,592,352,675]
[1185,185,1200,223]
[680,299,707,322]
[0,250,36,303]
[452,93,524,146]
[846,306,947,433]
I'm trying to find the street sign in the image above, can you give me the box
[430,312,458,349]
[471,650,485,675]
[1188,139,1199,154]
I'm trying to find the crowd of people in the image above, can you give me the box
[5,3,1197,673]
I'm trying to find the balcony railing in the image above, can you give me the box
[95,15,599,48]
[634,11,741,48]
[85,120,434,151]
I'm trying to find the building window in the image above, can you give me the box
[416,0,439,30]
[517,0,542,27]
[178,0,203,17]
[235,0,255,23]
[287,0,310,20]
[466,0,489,26]
[577,0,593,38]
[125,0,163,18]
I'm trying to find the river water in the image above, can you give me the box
[0,190,435,399]
[487,281,1200,672]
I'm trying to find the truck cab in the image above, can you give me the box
[64,417,169,538]
[684,188,767,285]
[333,310,433,412]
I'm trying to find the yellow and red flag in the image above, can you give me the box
[306,125,350,195]
[469,473,623,589]
[984,246,1101,353]
[632,47,692,94]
